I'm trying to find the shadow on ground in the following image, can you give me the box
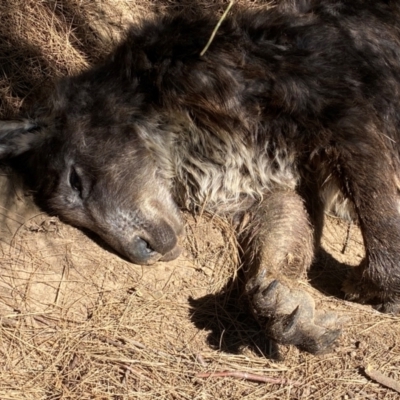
[189,247,355,360]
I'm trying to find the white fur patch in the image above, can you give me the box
[321,176,356,221]
[137,115,299,215]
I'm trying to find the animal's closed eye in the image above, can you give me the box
[69,166,83,196]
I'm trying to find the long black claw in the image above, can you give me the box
[268,306,302,344]
[249,279,342,354]
[261,279,279,297]
[282,306,301,335]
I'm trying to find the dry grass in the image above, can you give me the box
[1,1,400,399]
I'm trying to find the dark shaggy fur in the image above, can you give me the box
[1,0,400,353]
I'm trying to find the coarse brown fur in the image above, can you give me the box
[1,0,400,353]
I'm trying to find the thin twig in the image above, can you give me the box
[121,366,130,385]
[120,364,151,382]
[195,371,301,385]
[68,354,79,372]
[341,220,352,254]
[96,335,171,358]
[200,1,235,56]
[195,353,207,367]
[54,259,69,307]
[365,365,400,393]
[127,339,147,349]
[10,212,46,247]
[97,335,128,350]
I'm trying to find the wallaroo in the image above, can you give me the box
[1,0,400,354]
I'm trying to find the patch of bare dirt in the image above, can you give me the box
[1,1,400,399]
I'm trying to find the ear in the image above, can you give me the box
[0,120,47,159]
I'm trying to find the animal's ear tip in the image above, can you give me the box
[0,119,45,159]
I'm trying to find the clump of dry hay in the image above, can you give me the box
[1,1,400,399]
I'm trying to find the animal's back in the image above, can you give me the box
[124,0,400,212]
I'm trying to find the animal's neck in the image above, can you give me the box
[166,112,299,216]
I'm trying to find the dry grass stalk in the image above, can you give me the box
[200,0,236,56]
[365,366,400,394]
[195,370,302,385]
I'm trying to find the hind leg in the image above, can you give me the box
[334,141,400,313]
[241,190,341,354]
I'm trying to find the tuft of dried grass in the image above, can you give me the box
[1,1,400,399]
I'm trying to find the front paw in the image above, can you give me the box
[248,280,342,354]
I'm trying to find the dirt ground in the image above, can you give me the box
[1,1,400,399]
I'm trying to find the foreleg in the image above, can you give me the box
[241,190,341,354]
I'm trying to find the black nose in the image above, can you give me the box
[127,219,178,265]
[126,229,180,265]
[127,236,159,264]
